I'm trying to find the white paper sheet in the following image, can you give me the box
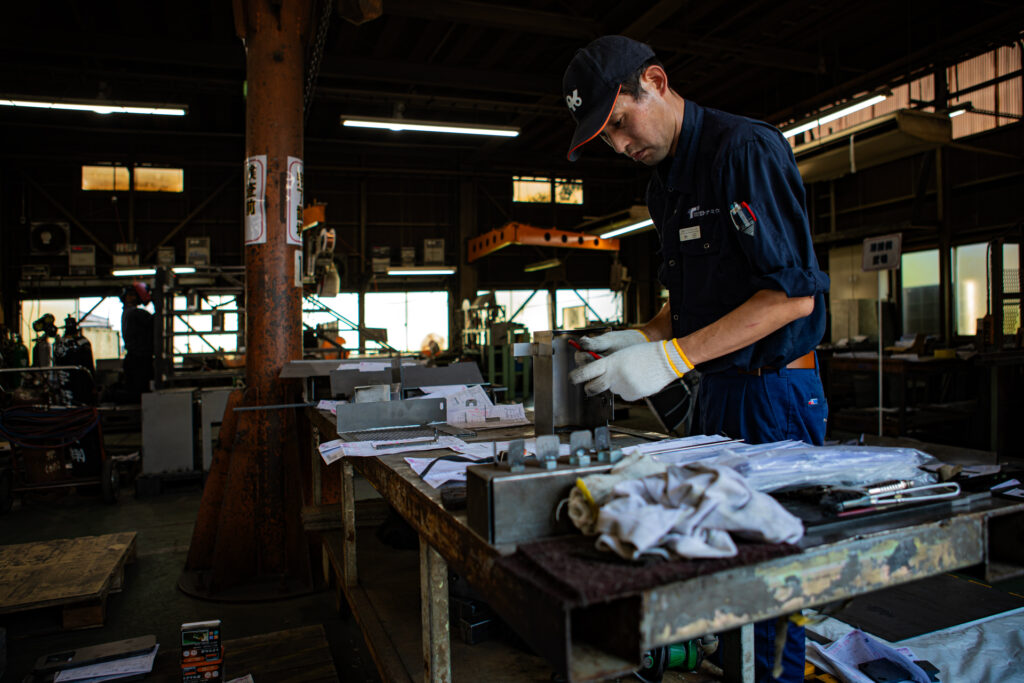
[316,400,339,415]
[55,644,159,682]
[408,438,572,487]
[358,361,389,372]
[318,436,469,465]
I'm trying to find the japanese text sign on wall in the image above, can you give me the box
[286,157,303,246]
[244,155,267,245]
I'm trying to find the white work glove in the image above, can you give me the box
[569,340,691,402]
[578,329,649,354]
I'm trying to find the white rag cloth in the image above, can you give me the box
[587,462,804,560]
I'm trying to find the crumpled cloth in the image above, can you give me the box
[578,460,804,560]
[567,451,668,535]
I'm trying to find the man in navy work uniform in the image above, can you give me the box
[562,35,830,683]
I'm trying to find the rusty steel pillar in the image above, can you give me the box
[179,0,314,600]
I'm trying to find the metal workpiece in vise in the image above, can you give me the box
[513,329,614,435]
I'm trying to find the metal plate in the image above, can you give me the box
[402,362,484,389]
[336,398,446,434]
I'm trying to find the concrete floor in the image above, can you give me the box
[0,483,381,682]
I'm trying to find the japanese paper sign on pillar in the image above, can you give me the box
[244,155,267,245]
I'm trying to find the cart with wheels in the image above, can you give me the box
[0,366,118,512]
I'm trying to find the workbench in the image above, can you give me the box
[307,407,1024,682]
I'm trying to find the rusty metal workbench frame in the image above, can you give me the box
[309,408,1024,682]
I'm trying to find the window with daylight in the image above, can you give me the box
[171,295,240,355]
[900,249,940,337]
[81,165,130,191]
[480,289,623,335]
[135,166,184,192]
[513,176,552,203]
[364,291,450,353]
[554,178,583,204]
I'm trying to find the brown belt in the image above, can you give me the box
[739,351,816,376]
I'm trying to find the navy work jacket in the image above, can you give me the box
[647,100,829,374]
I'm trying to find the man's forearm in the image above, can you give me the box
[640,302,673,341]
[678,290,814,366]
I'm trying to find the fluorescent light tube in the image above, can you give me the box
[387,266,457,276]
[949,109,966,118]
[342,116,518,138]
[112,268,156,277]
[1,97,186,116]
[782,94,887,139]
[524,258,562,272]
[172,266,196,274]
[600,218,653,239]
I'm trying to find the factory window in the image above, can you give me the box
[512,176,584,204]
[480,289,623,335]
[303,293,361,351]
[172,295,239,355]
[364,291,449,353]
[900,250,940,338]
[556,289,622,327]
[20,297,141,361]
[953,242,1020,336]
[81,165,130,191]
[513,176,551,203]
[135,166,184,193]
[948,44,1023,139]
[554,178,583,205]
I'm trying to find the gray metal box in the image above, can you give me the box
[467,460,612,546]
[141,388,195,474]
[520,330,613,434]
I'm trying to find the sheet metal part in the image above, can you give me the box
[507,439,526,472]
[569,430,593,466]
[401,361,484,389]
[335,398,447,434]
[466,458,613,545]
[516,330,613,434]
[535,434,561,470]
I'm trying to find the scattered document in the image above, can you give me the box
[318,435,470,465]
[358,361,389,372]
[406,450,495,487]
[227,676,255,683]
[408,438,571,487]
[55,644,159,682]
[316,400,340,415]
[449,403,531,429]
[806,629,930,683]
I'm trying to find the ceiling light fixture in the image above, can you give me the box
[523,258,563,273]
[781,94,888,139]
[342,116,519,138]
[600,218,654,239]
[1,96,187,116]
[112,268,156,277]
[172,266,197,274]
[387,266,457,276]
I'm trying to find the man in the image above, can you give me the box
[562,35,830,683]
[120,281,154,400]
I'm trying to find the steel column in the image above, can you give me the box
[180,0,313,600]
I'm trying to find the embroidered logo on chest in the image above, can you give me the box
[687,205,720,220]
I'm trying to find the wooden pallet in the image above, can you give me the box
[0,531,137,629]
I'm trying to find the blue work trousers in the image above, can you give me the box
[699,362,828,683]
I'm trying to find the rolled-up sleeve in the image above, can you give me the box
[715,131,829,298]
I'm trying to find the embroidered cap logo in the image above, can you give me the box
[566,89,582,112]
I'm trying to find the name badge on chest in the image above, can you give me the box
[678,225,701,242]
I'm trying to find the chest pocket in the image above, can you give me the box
[676,212,724,257]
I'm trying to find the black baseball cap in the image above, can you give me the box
[563,35,656,162]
